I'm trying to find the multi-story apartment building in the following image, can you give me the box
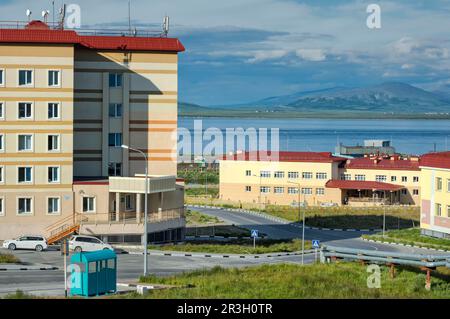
[219,152,422,207]
[0,20,185,243]
[420,152,450,238]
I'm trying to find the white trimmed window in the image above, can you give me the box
[0,134,4,151]
[316,172,327,180]
[391,176,397,182]
[447,179,450,192]
[376,175,387,182]
[18,70,33,86]
[274,187,284,194]
[413,176,419,183]
[355,174,366,181]
[108,162,122,176]
[108,133,122,147]
[302,172,313,179]
[274,171,285,178]
[413,189,419,196]
[109,103,123,118]
[109,73,123,87]
[288,172,299,179]
[447,205,450,218]
[48,166,60,183]
[260,186,270,193]
[436,203,442,217]
[288,187,299,194]
[0,69,4,86]
[48,70,60,87]
[260,171,271,178]
[341,174,351,180]
[245,186,252,192]
[302,188,312,195]
[316,188,325,195]
[402,176,408,182]
[48,103,60,119]
[18,102,32,119]
[82,197,96,213]
[245,170,252,176]
[17,197,32,215]
[48,135,59,151]
[0,102,4,119]
[0,197,4,216]
[18,167,32,183]
[0,166,3,183]
[47,197,60,214]
[18,134,33,151]
[401,189,407,195]
[436,177,443,191]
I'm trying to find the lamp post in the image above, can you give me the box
[288,180,305,265]
[122,144,149,276]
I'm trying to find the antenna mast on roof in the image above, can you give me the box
[163,15,170,37]
[26,9,32,22]
[57,4,66,30]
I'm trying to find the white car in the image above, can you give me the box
[2,235,48,252]
[69,235,113,252]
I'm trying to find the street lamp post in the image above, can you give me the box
[288,180,305,265]
[122,144,149,276]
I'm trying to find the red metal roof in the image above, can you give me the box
[222,151,347,163]
[420,152,450,170]
[0,22,185,52]
[344,157,420,171]
[325,180,405,191]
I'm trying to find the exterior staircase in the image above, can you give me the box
[45,213,85,245]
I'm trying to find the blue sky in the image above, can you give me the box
[2,0,450,105]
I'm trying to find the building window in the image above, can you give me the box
[376,175,387,182]
[274,187,284,194]
[17,197,32,215]
[260,171,271,178]
[48,70,60,87]
[18,135,32,151]
[109,103,123,118]
[245,170,251,177]
[48,135,60,151]
[355,174,366,181]
[341,174,351,181]
[447,205,450,218]
[0,69,4,86]
[413,176,419,183]
[288,187,299,194]
[0,166,3,183]
[48,103,60,119]
[0,102,4,119]
[302,188,312,195]
[82,197,96,213]
[288,172,299,179]
[0,197,4,216]
[401,189,407,195]
[274,171,285,178]
[18,102,32,119]
[436,203,442,217]
[18,70,33,86]
[302,172,313,179]
[108,163,122,176]
[436,177,443,191]
[0,134,3,151]
[413,189,419,196]
[47,197,60,214]
[245,186,252,192]
[125,195,133,211]
[109,73,123,87]
[260,186,270,193]
[18,167,32,183]
[48,167,59,183]
[316,188,325,195]
[316,173,327,180]
[401,176,408,182]
[391,176,397,182]
[447,179,450,192]
[108,133,122,147]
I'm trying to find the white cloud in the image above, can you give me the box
[295,49,326,62]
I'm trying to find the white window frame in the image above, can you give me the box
[17,196,33,215]
[47,134,60,152]
[376,175,387,182]
[0,134,4,152]
[288,187,299,194]
[18,69,34,87]
[0,196,4,217]
[0,165,4,184]
[109,73,123,88]
[316,188,325,195]
[401,176,408,183]
[436,177,443,191]
[17,102,33,120]
[0,68,4,87]
[274,171,285,179]
[447,179,450,192]
[302,172,313,179]
[436,203,442,217]
[245,170,252,177]
[274,187,284,194]
[288,172,299,179]
[391,176,397,182]
[17,134,33,152]
[413,189,419,196]
[245,186,252,192]
[316,172,327,180]
[0,101,4,120]
[260,186,270,194]
[47,102,60,120]
[109,103,123,118]
[82,196,96,213]
[260,171,271,178]
[47,196,61,215]
[47,70,61,87]
[355,174,366,181]
[302,188,313,195]
[341,174,351,181]
[47,166,60,184]
[108,133,122,147]
[17,166,33,184]
[413,176,419,183]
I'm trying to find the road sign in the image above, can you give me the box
[312,240,320,249]
[251,229,259,238]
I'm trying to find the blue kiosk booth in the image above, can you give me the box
[69,250,117,297]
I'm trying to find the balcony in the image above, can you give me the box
[109,175,176,194]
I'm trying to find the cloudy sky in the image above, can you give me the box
[1,0,450,105]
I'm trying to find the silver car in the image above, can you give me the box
[2,235,48,252]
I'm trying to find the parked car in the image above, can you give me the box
[69,235,113,252]
[2,235,48,252]
[320,202,339,207]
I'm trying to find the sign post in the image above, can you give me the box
[312,240,320,263]
[61,239,69,298]
[251,229,259,249]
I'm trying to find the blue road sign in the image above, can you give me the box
[251,229,259,238]
[312,240,320,248]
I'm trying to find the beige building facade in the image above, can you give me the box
[0,21,185,243]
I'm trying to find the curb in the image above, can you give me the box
[362,238,450,253]
[185,235,267,240]
[0,265,59,271]
[187,205,379,233]
[128,249,314,259]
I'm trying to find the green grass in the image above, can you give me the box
[177,169,219,185]
[363,228,450,251]
[133,263,450,298]
[185,188,219,197]
[149,239,309,255]
[185,209,223,225]
[0,253,19,264]
[186,224,256,238]
[2,290,35,299]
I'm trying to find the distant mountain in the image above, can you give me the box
[231,82,450,113]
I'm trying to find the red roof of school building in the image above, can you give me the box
[420,151,450,170]
[325,180,405,191]
[222,151,347,163]
[344,156,421,171]
[0,21,185,52]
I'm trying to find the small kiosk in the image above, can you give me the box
[69,249,117,297]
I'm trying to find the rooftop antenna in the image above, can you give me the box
[57,4,66,30]
[52,1,55,28]
[128,1,132,35]
[42,10,50,23]
[163,15,170,37]
[26,9,32,22]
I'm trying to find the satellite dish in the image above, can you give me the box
[42,10,50,22]
[26,9,32,21]
[163,16,169,36]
